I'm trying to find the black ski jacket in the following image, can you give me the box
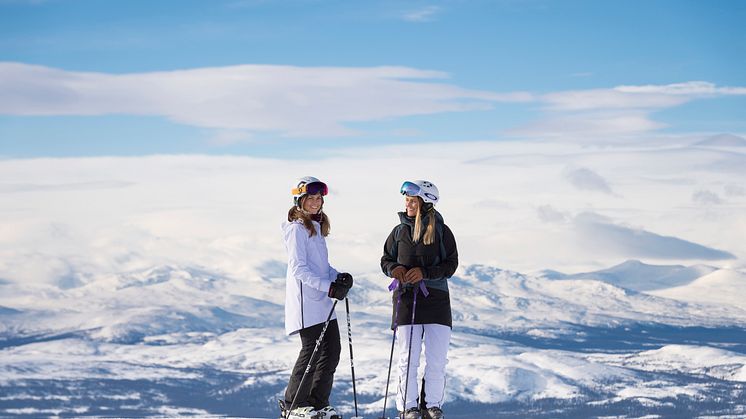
[381,210,458,329]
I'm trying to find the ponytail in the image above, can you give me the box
[412,199,436,245]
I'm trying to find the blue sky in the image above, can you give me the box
[1,0,745,157]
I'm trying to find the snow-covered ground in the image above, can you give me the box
[1,138,745,417]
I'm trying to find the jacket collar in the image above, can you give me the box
[397,209,443,227]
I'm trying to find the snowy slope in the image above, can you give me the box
[2,262,746,417]
[539,260,746,309]
[649,268,746,307]
[542,259,717,291]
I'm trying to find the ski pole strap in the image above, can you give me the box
[417,280,429,297]
[387,278,429,297]
[388,278,399,292]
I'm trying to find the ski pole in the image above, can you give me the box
[380,279,402,419]
[345,297,359,418]
[402,284,419,416]
[288,300,338,415]
[399,281,429,418]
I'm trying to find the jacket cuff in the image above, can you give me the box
[322,278,333,294]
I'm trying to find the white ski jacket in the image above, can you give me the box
[282,219,339,335]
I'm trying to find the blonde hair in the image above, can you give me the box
[412,198,436,245]
[288,196,330,237]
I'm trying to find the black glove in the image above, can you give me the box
[336,272,353,289]
[328,273,353,300]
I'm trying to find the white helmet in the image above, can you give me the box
[400,180,439,205]
[292,176,328,207]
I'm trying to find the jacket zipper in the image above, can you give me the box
[300,282,304,329]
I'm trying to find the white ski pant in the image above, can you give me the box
[396,323,451,411]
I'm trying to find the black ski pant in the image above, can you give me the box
[284,319,341,410]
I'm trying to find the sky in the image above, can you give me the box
[1,0,745,157]
[0,0,745,279]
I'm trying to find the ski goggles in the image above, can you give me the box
[400,181,438,201]
[400,181,422,197]
[292,181,328,197]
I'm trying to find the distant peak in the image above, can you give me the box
[618,259,644,266]
[607,259,684,271]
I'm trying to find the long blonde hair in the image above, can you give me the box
[412,198,436,245]
[287,196,330,237]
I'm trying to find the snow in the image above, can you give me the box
[650,269,746,307]
[555,259,719,292]
[593,345,746,383]
[1,139,745,416]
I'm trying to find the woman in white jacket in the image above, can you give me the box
[281,176,353,419]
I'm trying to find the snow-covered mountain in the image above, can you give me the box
[539,259,746,308]
[2,260,745,418]
[650,268,746,307]
[541,259,719,292]
[1,143,744,417]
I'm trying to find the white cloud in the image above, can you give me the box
[401,5,442,22]
[207,129,254,146]
[725,184,746,197]
[537,205,569,224]
[0,62,531,138]
[563,167,613,194]
[542,89,687,111]
[517,81,746,140]
[692,190,723,205]
[3,62,741,143]
[543,81,746,112]
[616,81,746,96]
[509,111,666,138]
[1,139,743,286]
[573,212,735,261]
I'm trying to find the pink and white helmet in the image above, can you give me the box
[291,176,328,207]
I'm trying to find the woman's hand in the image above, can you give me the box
[404,267,423,283]
[391,266,407,282]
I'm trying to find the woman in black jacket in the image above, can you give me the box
[381,180,458,419]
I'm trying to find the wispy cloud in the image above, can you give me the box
[513,81,746,140]
[692,190,723,205]
[509,111,666,138]
[563,167,614,194]
[2,62,743,143]
[400,5,442,22]
[0,62,531,138]
[207,129,254,146]
[543,82,746,112]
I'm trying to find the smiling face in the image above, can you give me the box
[302,193,323,214]
[405,195,420,217]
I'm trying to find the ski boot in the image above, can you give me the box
[317,405,343,419]
[287,406,320,419]
[279,400,322,419]
[400,407,421,419]
[421,406,444,419]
